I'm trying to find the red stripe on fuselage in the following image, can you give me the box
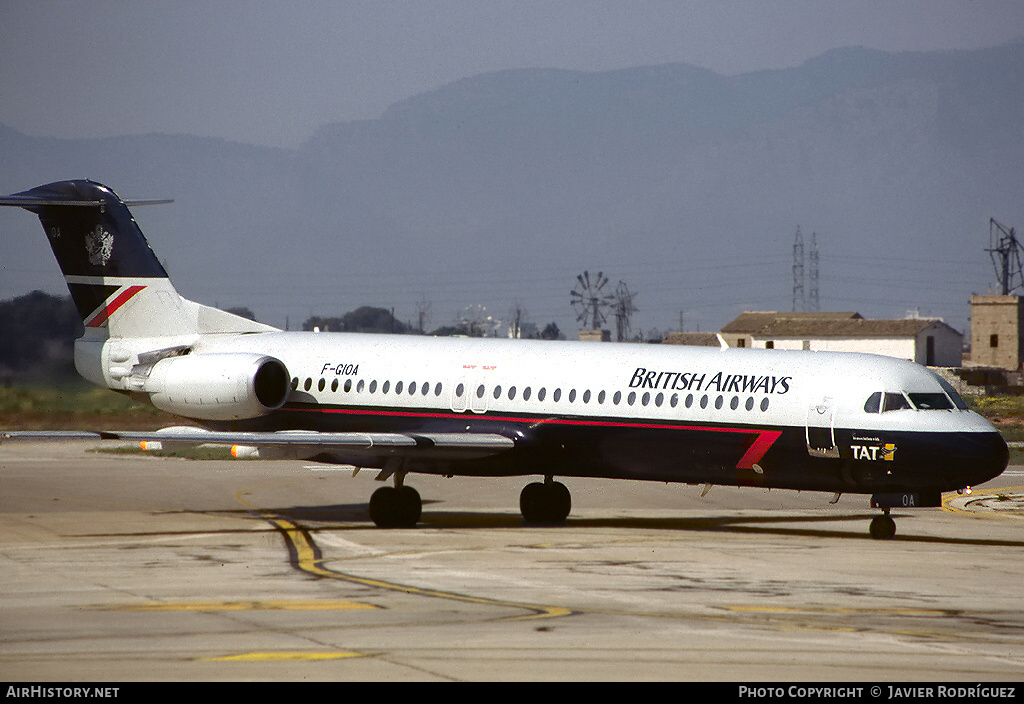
[84,285,145,327]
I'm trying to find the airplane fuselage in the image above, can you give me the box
[113,330,1006,497]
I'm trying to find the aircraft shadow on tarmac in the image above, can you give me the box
[257,502,1024,548]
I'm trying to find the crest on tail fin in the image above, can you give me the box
[85,225,114,266]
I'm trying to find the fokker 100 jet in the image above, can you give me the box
[0,181,1009,539]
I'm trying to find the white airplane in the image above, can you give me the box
[0,180,1009,538]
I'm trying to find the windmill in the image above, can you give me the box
[570,270,615,330]
[613,281,638,342]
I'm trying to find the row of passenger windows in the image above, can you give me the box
[295,377,443,397]
[292,376,772,413]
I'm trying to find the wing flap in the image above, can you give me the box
[4,427,515,463]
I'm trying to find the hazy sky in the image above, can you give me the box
[2,0,1022,148]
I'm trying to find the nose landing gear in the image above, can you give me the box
[869,509,896,540]
[868,490,942,540]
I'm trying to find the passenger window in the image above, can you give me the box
[569,389,576,403]
[882,392,910,412]
[493,385,502,400]
[598,390,606,404]
[357,379,365,393]
[395,381,403,394]
[508,386,517,400]
[613,391,621,404]
[583,390,591,403]
[523,387,531,401]
[864,392,881,413]
[553,389,561,402]
[345,379,353,392]
[434,382,442,396]
[538,388,546,402]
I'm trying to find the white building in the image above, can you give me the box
[718,312,963,367]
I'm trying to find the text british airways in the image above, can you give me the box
[629,367,792,394]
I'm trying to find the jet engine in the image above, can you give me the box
[145,353,290,420]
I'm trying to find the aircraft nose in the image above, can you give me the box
[961,431,1009,486]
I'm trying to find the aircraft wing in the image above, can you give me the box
[2,427,516,464]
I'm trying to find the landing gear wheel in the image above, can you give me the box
[520,481,571,525]
[869,514,896,540]
[369,485,421,528]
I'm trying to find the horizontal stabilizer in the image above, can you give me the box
[0,195,172,208]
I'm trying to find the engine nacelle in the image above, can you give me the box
[146,353,290,420]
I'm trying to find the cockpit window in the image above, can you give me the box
[882,392,911,412]
[908,392,954,410]
[864,392,881,413]
[934,376,969,410]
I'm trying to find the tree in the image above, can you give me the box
[0,291,81,373]
[428,325,469,337]
[303,306,410,334]
[539,322,562,340]
[223,306,256,321]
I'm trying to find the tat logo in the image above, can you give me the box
[851,443,895,461]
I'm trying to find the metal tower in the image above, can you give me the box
[987,218,1024,295]
[613,281,638,342]
[808,232,820,312]
[792,227,805,312]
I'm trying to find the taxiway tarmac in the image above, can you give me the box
[1,440,1022,681]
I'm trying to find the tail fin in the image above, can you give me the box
[1,180,276,339]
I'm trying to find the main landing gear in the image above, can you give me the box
[368,480,422,528]
[869,509,896,540]
[520,477,572,525]
[367,475,573,528]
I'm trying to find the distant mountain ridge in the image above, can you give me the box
[2,40,1022,335]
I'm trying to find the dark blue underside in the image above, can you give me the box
[209,402,1009,495]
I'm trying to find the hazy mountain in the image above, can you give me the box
[2,40,1021,336]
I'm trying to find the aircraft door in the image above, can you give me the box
[450,378,488,414]
[806,396,840,458]
[469,380,489,413]
[450,379,469,412]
